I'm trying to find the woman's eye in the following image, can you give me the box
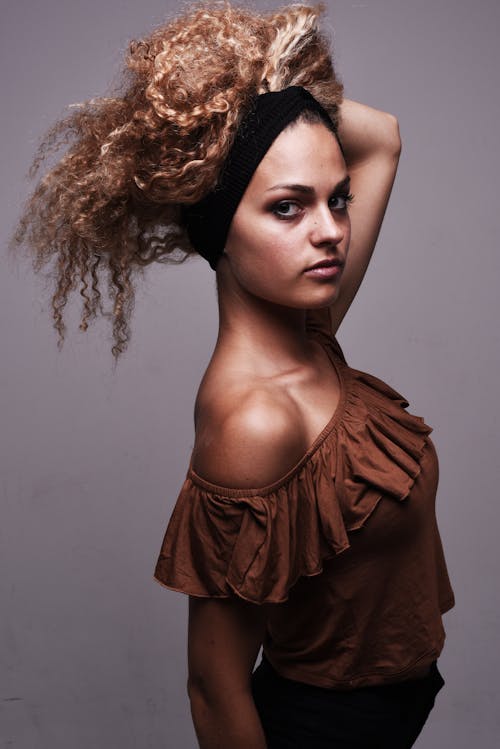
[330,192,355,211]
[271,201,301,219]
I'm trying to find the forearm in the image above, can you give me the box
[338,98,401,168]
[189,687,267,749]
[325,98,402,332]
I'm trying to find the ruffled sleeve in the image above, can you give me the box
[153,467,351,604]
[154,316,434,605]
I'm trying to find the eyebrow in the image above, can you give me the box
[266,175,351,194]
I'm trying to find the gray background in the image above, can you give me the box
[1,0,499,746]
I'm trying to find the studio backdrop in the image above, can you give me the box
[1,1,499,747]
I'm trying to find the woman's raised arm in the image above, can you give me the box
[328,98,402,334]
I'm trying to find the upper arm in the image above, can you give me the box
[187,596,268,699]
[192,388,307,489]
[330,103,402,335]
[188,393,295,699]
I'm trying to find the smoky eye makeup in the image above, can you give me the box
[331,191,355,210]
[270,200,303,219]
[269,189,354,220]
[264,173,353,219]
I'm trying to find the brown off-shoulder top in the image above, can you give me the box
[153,315,455,690]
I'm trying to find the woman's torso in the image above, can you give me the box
[154,314,455,688]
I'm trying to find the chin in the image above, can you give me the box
[303,287,341,310]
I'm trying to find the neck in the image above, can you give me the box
[214,264,314,378]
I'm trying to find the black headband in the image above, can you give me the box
[182,86,339,270]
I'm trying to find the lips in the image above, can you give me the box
[306,258,344,271]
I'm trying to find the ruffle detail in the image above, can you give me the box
[335,364,432,530]
[154,470,350,604]
[154,335,433,604]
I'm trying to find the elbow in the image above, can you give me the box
[187,676,211,718]
[385,113,402,158]
[187,673,220,708]
[187,671,251,708]
[187,674,205,702]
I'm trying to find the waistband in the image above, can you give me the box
[256,653,444,694]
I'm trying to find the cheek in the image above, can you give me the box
[227,218,294,280]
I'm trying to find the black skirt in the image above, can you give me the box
[251,655,445,749]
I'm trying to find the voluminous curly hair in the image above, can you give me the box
[12,1,344,358]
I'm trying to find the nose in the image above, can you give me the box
[310,205,347,248]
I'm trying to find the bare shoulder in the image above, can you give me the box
[192,382,307,490]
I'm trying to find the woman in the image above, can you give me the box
[13,2,455,747]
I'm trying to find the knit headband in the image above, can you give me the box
[182,86,339,270]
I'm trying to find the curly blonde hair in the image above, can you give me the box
[12,1,343,358]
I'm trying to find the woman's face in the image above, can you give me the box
[222,120,351,310]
